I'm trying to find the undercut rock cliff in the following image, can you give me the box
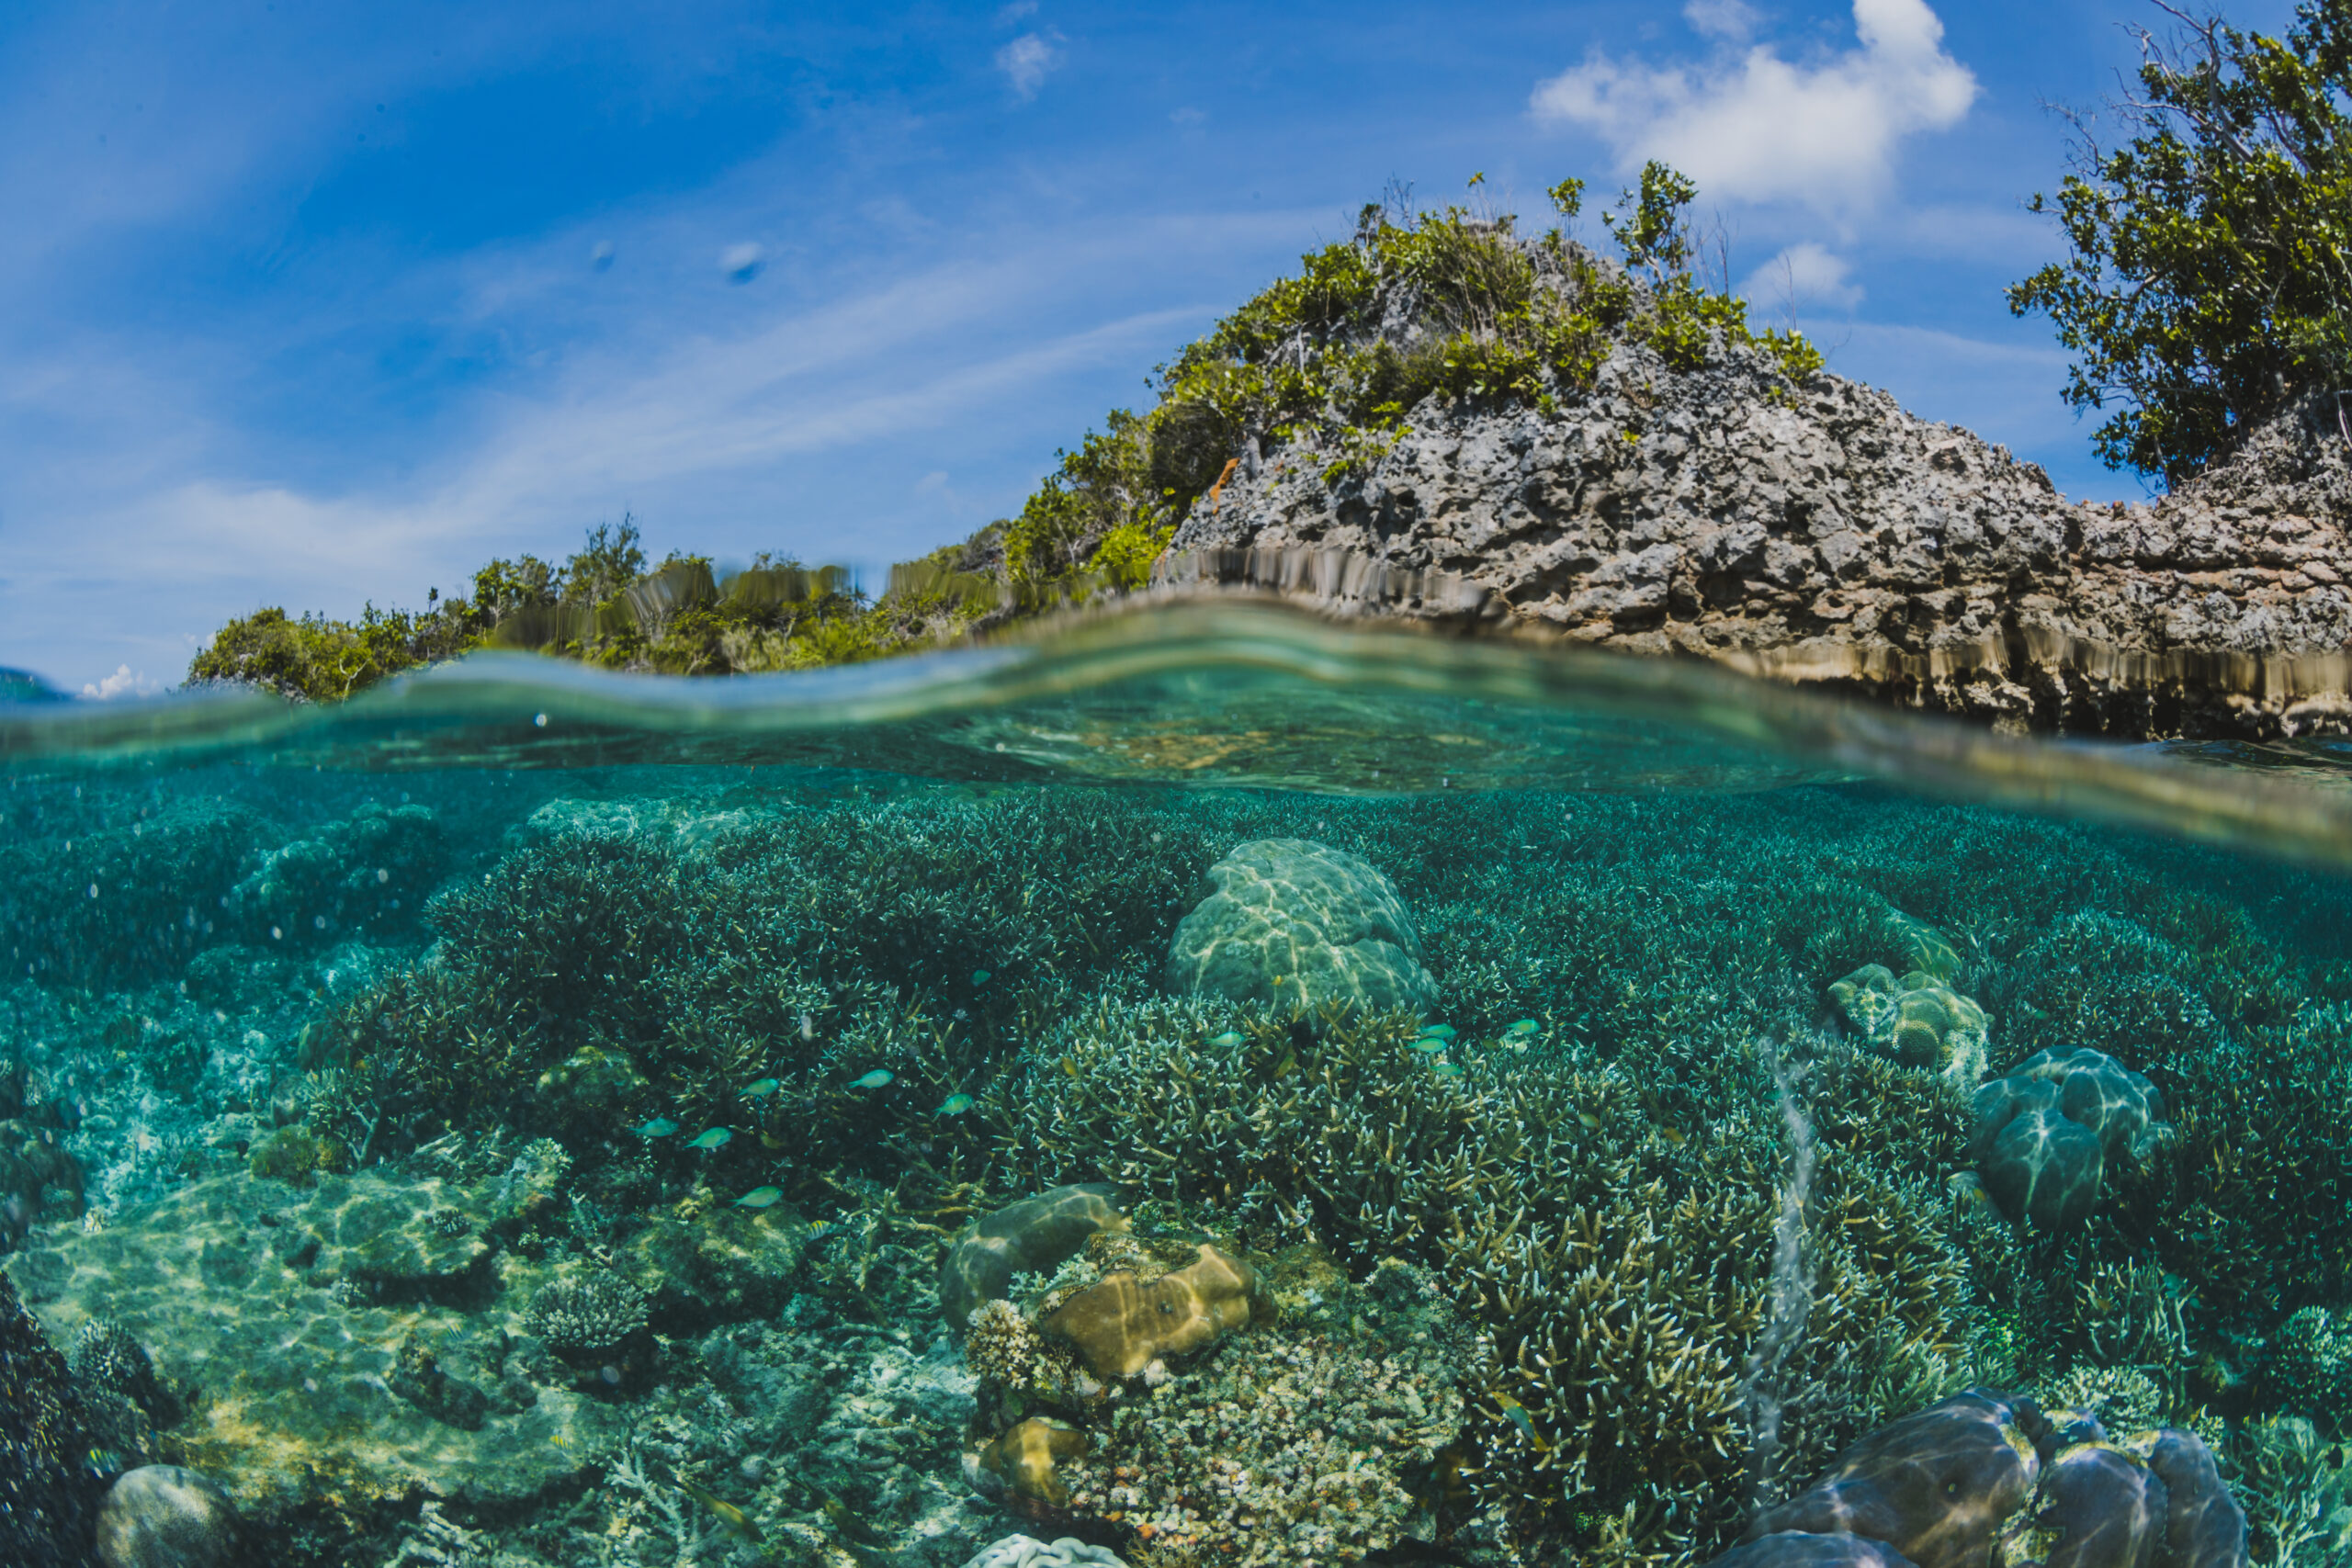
[1165,337,2352,740]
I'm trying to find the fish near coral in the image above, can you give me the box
[1041,1243,1258,1379]
[980,1417,1090,1507]
[937,1183,1129,1329]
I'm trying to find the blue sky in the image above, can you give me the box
[0,0,2301,694]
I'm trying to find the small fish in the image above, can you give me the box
[1272,1050,1299,1078]
[1432,1062,1464,1077]
[733,1186,784,1209]
[1411,1039,1450,1055]
[1418,1023,1457,1042]
[1505,1019,1540,1037]
[849,1069,893,1090]
[679,1478,763,1544]
[1497,1392,1551,1453]
[971,968,991,985]
[760,1132,787,1150]
[1577,1111,1602,1130]
[798,1012,815,1041]
[1657,1125,1687,1146]
[1208,1031,1246,1048]
[743,1077,779,1098]
[1060,1057,1080,1079]
[821,1493,888,1547]
[630,1117,680,1138]
[684,1126,731,1150]
[937,1093,975,1116]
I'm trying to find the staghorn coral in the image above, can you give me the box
[0,1267,104,1564]
[1164,838,1439,1014]
[522,1270,650,1361]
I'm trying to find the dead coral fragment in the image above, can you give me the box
[938,1183,1128,1329]
[980,1417,1091,1507]
[1041,1243,1258,1379]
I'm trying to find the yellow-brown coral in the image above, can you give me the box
[1041,1243,1257,1379]
[979,1417,1091,1506]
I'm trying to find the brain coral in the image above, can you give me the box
[1971,1049,2165,1231]
[1164,838,1437,1014]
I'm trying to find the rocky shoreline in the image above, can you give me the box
[1165,348,2352,741]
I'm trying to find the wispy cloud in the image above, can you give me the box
[995,33,1063,101]
[1531,0,1977,214]
[1742,242,1863,314]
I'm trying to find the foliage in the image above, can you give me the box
[2007,1,2352,481]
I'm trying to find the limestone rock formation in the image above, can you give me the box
[1167,342,2352,740]
[1165,839,1437,1014]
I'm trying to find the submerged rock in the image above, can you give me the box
[95,1465,238,1568]
[1165,838,1437,1014]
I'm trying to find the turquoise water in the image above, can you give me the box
[2,602,2348,1568]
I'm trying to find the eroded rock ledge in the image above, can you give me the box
[1165,351,2352,740]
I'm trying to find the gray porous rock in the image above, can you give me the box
[960,1536,1129,1568]
[1165,838,1437,1013]
[1166,290,2352,739]
[96,1465,239,1568]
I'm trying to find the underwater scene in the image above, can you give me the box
[3,604,2351,1568]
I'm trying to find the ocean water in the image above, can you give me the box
[2,601,2348,1568]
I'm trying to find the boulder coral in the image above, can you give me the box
[95,1464,240,1568]
[1164,838,1438,1014]
[1971,1048,2165,1231]
[1731,1392,2246,1568]
[938,1183,1129,1330]
[1040,1242,1258,1379]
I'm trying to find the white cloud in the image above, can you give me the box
[1742,242,1863,312]
[1530,0,1978,214]
[719,242,764,282]
[1684,0,1763,41]
[80,664,157,700]
[993,0,1038,22]
[995,33,1062,101]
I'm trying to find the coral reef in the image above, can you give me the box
[940,1184,1129,1329]
[0,1267,103,1566]
[979,1418,1091,1507]
[2267,1306,2352,1436]
[1164,838,1438,1014]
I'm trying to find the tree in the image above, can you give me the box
[2008,1,2352,483]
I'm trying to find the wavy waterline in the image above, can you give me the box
[5,597,2352,869]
